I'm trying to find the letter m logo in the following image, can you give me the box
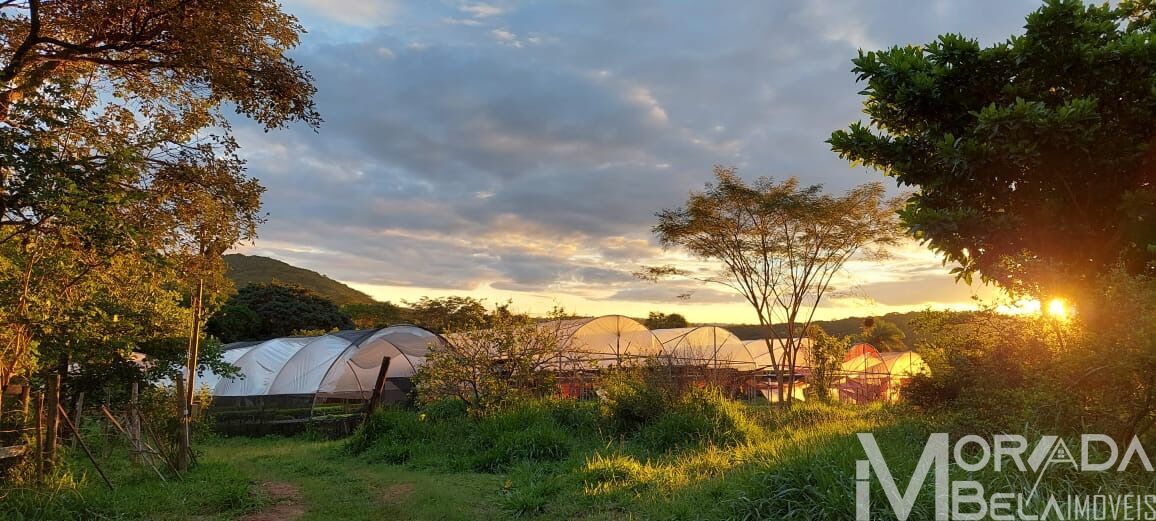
[856,433,950,521]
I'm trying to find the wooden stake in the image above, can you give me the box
[70,392,84,449]
[365,356,392,418]
[100,405,166,482]
[129,382,141,464]
[34,391,42,483]
[138,408,183,480]
[57,403,113,490]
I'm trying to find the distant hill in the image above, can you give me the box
[223,254,376,305]
[716,311,923,344]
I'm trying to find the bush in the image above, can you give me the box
[345,407,424,456]
[636,387,761,453]
[598,366,678,434]
[348,398,596,473]
[421,398,469,421]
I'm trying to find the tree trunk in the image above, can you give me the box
[175,374,189,471]
[20,378,30,420]
[179,277,204,472]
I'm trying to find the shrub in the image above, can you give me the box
[636,387,761,453]
[421,397,469,421]
[598,366,678,434]
[345,407,424,455]
[580,452,655,495]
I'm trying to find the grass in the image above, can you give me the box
[2,435,501,520]
[7,396,1156,520]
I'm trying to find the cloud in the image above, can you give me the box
[461,3,504,19]
[280,0,398,28]
[231,0,1045,320]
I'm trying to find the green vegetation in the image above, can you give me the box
[2,436,500,521]
[642,312,689,330]
[224,254,376,306]
[206,283,354,343]
[830,0,1156,296]
[643,167,903,402]
[723,311,922,343]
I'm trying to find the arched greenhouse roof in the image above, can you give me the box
[208,325,444,398]
[877,351,930,378]
[653,327,756,369]
[537,315,661,368]
[744,338,815,370]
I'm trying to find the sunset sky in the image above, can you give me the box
[230,0,1043,323]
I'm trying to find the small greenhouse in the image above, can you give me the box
[837,344,929,404]
[652,327,756,369]
[200,325,445,429]
[536,315,662,369]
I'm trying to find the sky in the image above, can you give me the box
[229,0,1045,323]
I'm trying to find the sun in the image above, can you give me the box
[1046,298,1068,319]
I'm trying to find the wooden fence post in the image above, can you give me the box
[34,391,43,483]
[365,356,392,417]
[70,391,84,449]
[129,382,141,464]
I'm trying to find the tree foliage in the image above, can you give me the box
[857,316,907,351]
[829,0,1156,297]
[0,0,316,390]
[643,311,688,330]
[416,307,563,413]
[804,325,850,403]
[343,301,406,329]
[405,296,490,334]
[643,166,902,402]
[206,283,352,343]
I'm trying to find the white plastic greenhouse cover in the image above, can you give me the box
[215,337,315,396]
[745,338,814,370]
[267,332,374,395]
[877,351,930,378]
[194,342,259,392]
[209,325,444,398]
[315,325,440,398]
[537,315,661,368]
[653,327,756,369]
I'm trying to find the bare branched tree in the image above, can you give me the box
[641,166,903,403]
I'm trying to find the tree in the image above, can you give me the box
[206,283,353,343]
[804,325,850,403]
[642,166,902,403]
[0,0,318,472]
[416,306,563,412]
[857,317,907,351]
[829,0,1156,299]
[643,311,689,330]
[343,301,406,329]
[405,296,490,334]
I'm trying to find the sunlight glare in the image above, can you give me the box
[1046,298,1068,319]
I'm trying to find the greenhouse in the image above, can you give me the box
[837,344,929,403]
[652,327,756,369]
[201,325,445,429]
[744,338,815,372]
[535,315,661,369]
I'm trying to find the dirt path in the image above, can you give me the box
[240,482,305,521]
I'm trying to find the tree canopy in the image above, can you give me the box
[829,0,1156,298]
[644,166,902,402]
[857,317,908,351]
[405,296,490,334]
[643,312,689,330]
[207,283,353,343]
